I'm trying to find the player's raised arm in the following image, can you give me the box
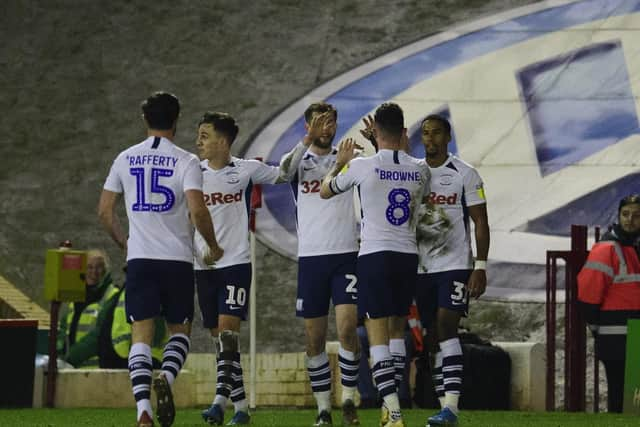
[249,160,289,185]
[320,138,358,199]
[186,189,223,264]
[98,189,127,250]
[278,143,306,182]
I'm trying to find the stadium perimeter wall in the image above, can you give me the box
[44,342,544,411]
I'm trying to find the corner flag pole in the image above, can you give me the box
[248,166,263,410]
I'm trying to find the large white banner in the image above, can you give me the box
[244,0,640,300]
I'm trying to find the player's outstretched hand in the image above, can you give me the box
[336,138,358,167]
[359,114,377,151]
[204,245,224,267]
[467,269,487,299]
[303,112,333,146]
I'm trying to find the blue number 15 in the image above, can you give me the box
[129,167,176,212]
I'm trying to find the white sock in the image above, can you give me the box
[213,394,227,407]
[383,393,402,420]
[129,343,153,420]
[444,393,460,415]
[136,399,152,420]
[389,339,405,356]
[370,345,391,364]
[342,385,356,404]
[315,390,331,413]
[307,352,332,413]
[338,345,359,404]
[234,398,248,413]
[440,337,463,415]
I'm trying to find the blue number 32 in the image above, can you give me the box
[130,167,176,212]
[386,188,411,225]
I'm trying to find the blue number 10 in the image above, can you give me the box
[129,167,176,212]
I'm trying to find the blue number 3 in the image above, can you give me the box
[386,188,411,225]
[130,167,176,212]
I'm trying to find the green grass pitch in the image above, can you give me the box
[0,408,637,426]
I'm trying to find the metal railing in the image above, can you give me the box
[545,225,589,411]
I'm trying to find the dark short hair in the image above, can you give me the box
[421,114,451,134]
[198,111,239,145]
[619,194,640,213]
[304,102,337,123]
[374,102,404,137]
[141,92,180,130]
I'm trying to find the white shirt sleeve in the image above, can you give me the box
[279,141,307,182]
[183,156,204,192]
[330,159,362,195]
[463,167,486,206]
[103,157,123,193]
[248,159,281,184]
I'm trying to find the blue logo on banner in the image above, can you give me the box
[518,40,638,176]
[244,0,640,258]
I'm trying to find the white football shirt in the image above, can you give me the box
[194,157,280,270]
[330,149,430,256]
[416,153,486,273]
[293,149,359,257]
[103,136,202,262]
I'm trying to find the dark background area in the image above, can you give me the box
[0,0,538,352]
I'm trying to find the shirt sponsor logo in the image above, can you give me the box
[204,189,243,206]
[428,192,458,205]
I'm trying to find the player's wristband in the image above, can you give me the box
[474,260,487,270]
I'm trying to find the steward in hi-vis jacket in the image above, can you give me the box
[577,194,640,413]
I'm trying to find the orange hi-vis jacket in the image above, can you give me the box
[577,239,640,360]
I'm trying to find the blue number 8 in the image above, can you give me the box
[386,188,411,225]
[130,167,176,212]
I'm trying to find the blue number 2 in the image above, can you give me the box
[129,167,176,212]
[386,188,411,225]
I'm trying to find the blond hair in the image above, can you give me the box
[87,249,110,271]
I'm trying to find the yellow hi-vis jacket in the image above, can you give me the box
[111,290,167,362]
[58,273,118,366]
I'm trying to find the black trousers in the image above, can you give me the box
[601,359,625,413]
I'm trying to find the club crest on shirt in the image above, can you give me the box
[225,171,240,184]
[439,174,454,186]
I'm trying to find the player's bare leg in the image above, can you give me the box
[336,304,360,425]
